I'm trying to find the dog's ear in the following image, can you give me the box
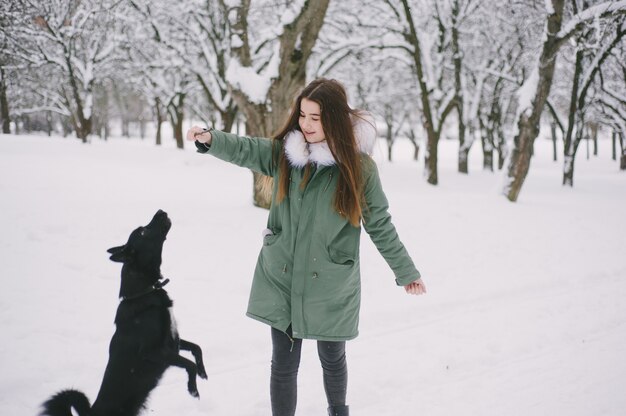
[107,245,129,262]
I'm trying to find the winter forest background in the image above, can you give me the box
[1,0,625,203]
[2,2,626,415]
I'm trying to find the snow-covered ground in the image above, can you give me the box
[1,131,625,416]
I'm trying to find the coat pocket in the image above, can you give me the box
[263,230,281,246]
[328,247,355,266]
[258,231,291,294]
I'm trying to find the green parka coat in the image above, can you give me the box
[202,117,420,341]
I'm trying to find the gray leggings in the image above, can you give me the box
[270,326,347,416]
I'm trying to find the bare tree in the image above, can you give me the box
[0,67,10,133]
[396,0,457,184]
[0,1,19,133]
[562,18,625,185]
[596,51,626,169]
[11,0,128,142]
[226,0,331,207]
[504,0,626,201]
[187,0,238,132]
[129,0,238,134]
[450,0,469,173]
[124,0,201,148]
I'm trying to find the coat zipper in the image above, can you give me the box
[281,264,295,352]
[323,172,333,192]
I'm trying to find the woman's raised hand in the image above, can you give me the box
[404,278,426,295]
[186,126,212,144]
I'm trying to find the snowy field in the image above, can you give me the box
[1,131,625,416]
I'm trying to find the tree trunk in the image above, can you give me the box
[563,154,575,185]
[384,105,394,162]
[80,118,92,143]
[563,47,583,187]
[252,172,270,207]
[239,109,272,208]
[425,133,439,184]
[565,114,587,186]
[114,85,130,138]
[591,122,598,156]
[495,115,507,170]
[94,117,102,139]
[155,98,163,146]
[487,88,506,171]
[482,139,494,172]
[0,68,10,134]
[408,129,420,161]
[505,117,536,198]
[564,113,586,187]
[458,126,469,173]
[122,120,130,138]
[481,121,494,172]
[23,115,31,132]
[401,0,453,185]
[168,93,185,150]
[504,0,564,201]
[619,132,626,170]
[551,122,558,161]
[173,113,184,149]
[497,146,506,170]
[46,111,53,137]
[612,131,617,160]
[61,117,71,137]
[64,54,91,142]
[451,0,468,174]
[229,0,330,208]
[222,107,237,133]
[100,87,110,141]
[196,73,238,133]
[94,116,105,140]
[245,118,273,208]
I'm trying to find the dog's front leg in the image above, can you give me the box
[179,339,207,379]
[170,355,201,398]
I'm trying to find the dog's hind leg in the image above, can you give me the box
[170,355,201,398]
[179,339,207,379]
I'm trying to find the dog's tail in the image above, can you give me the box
[41,389,91,416]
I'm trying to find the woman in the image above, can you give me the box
[186,78,426,416]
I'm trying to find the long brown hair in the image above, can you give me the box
[272,78,367,227]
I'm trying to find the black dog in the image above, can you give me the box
[41,210,207,416]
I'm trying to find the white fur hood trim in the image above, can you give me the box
[283,113,377,168]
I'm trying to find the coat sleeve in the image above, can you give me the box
[361,158,421,286]
[200,129,278,177]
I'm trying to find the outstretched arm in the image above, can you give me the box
[185,125,277,176]
[362,158,426,296]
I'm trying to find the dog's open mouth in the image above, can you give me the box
[148,209,172,236]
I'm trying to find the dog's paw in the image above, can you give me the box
[198,368,208,379]
[188,383,200,399]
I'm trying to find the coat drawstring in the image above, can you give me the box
[286,331,295,353]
